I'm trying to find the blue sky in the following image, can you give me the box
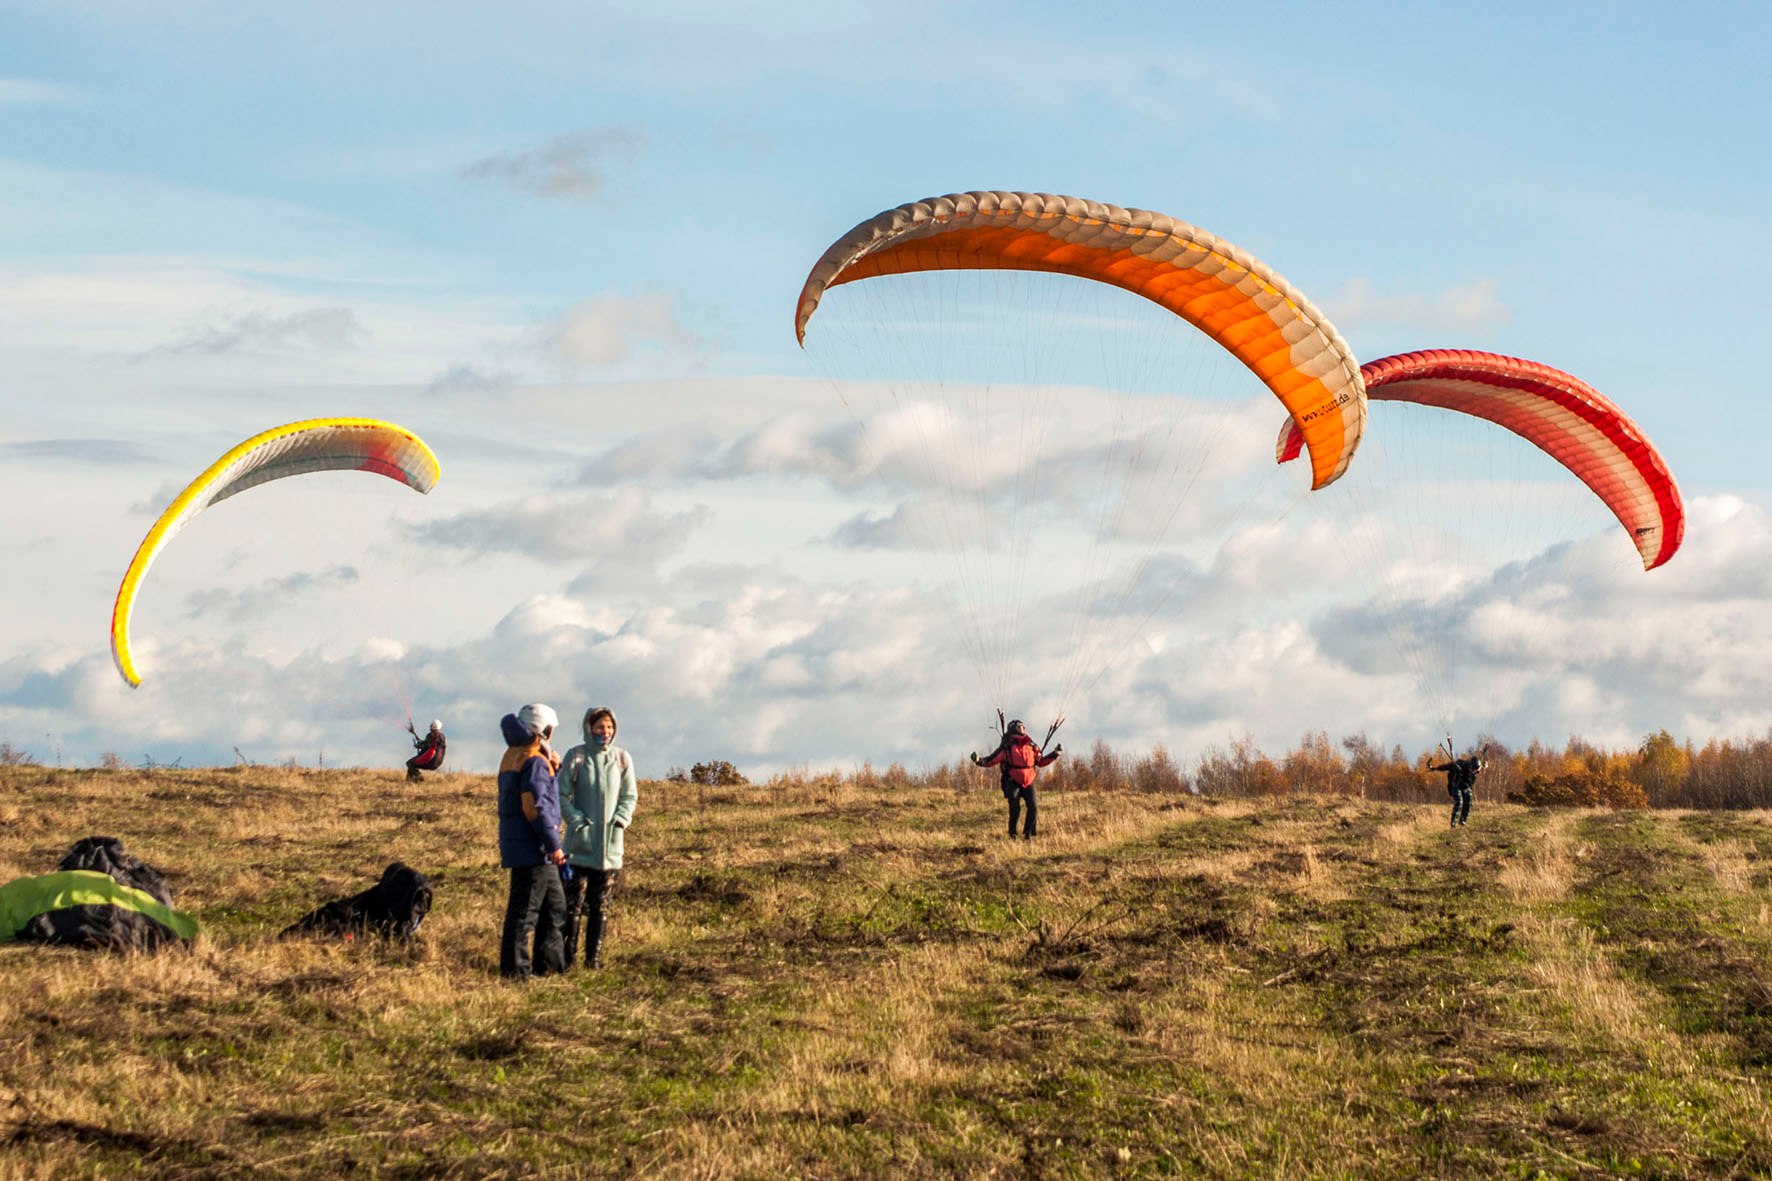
[1,2,1768,772]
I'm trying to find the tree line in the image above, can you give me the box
[763,729,1772,811]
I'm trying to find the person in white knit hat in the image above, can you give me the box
[496,703,566,978]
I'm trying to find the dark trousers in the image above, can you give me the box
[1004,783,1037,837]
[500,864,567,978]
[562,868,619,967]
[1449,785,1472,827]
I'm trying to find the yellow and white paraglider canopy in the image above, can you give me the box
[110,417,441,687]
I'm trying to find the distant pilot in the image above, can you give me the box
[971,720,1062,839]
[407,720,447,782]
[1431,747,1488,828]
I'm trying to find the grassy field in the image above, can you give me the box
[4,767,1772,1178]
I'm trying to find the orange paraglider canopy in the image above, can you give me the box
[796,191,1366,490]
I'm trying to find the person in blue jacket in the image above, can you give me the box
[496,703,567,979]
[558,706,638,968]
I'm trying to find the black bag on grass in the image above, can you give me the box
[16,903,187,952]
[8,837,193,951]
[281,862,433,941]
[58,835,174,906]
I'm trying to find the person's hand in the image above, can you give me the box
[969,752,980,765]
[1052,744,1063,756]
[549,848,567,866]
[546,749,562,774]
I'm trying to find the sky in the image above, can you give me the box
[1,1,1768,775]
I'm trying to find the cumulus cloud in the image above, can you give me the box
[1326,276,1511,334]
[548,292,700,367]
[1305,495,1772,746]
[406,488,712,568]
[4,493,1770,774]
[580,394,1285,509]
[141,306,366,358]
[460,125,645,201]
[575,397,1302,575]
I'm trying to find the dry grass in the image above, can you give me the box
[1496,808,1578,902]
[4,768,1772,1177]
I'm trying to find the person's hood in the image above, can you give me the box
[582,708,618,749]
[499,713,531,748]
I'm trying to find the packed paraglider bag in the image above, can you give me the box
[0,836,198,952]
[281,862,433,942]
[58,835,174,905]
[13,894,188,952]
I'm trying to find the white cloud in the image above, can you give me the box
[0,79,79,105]
[829,499,972,551]
[1326,276,1512,334]
[0,438,160,465]
[577,393,1297,526]
[141,306,366,358]
[183,565,359,624]
[407,488,712,567]
[0,250,544,404]
[3,491,1769,775]
[426,364,516,397]
[460,125,645,201]
[549,292,701,368]
[1303,495,1772,746]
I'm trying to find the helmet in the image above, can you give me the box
[517,703,558,739]
[428,720,443,733]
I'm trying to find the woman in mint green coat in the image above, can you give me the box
[558,706,638,967]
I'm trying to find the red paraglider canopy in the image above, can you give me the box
[1276,349,1683,569]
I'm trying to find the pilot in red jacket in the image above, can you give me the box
[972,720,1061,839]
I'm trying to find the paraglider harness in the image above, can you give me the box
[1433,735,1488,828]
[983,710,1063,795]
[407,721,446,772]
[281,862,434,942]
[1435,735,1487,792]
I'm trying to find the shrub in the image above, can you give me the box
[1131,743,1187,795]
[689,760,747,787]
[1507,767,1649,810]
